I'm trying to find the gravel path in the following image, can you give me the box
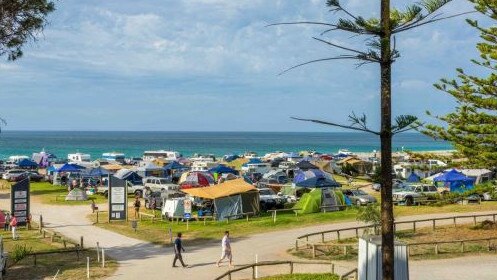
[2,194,497,280]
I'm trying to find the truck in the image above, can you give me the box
[392,184,438,206]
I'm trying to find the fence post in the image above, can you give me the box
[461,241,464,253]
[312,244,316,258]
[355,228,359,238]
[343,245,347,255]
[474,216,477,226]
[87,257,90,279]
[454,217,457,227]
[252,266,255,280]
[493,214,496,224]
[80,236,84,249]
[321,233,325,243]
[331,262,335,274]
[432,220,436,231]
[34,253,37,266]
[295,239,299,251]
[102,248,105,268]
[96,211,99,224]
[488,239,491,252]
[413,221,416,233]
[273,211,277,223]
[97,242,100,262]
[435,244,439,255]
[337,231,341,241]
[39,215,43,233]
[290,262,294,274]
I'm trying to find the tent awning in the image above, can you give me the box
[181,178,256,199]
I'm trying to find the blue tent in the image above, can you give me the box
[163,161,188,170]
[224,155,240,162]
[434,169,475,192]
[293,169,340,188]
[57,163,85,172]
[17,159,38,168]
[208,164,238,175]
[242,158,262,167]
[83,167,111,177]
[406,173,421,183]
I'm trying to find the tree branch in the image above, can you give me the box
[278,56,375,75]
[393,11,476,33]
[291,117,380,135]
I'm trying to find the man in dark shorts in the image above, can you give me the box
[172,232,188,268]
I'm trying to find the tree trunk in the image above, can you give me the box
[380,0,394,280]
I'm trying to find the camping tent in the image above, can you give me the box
[57,163,85,172]
[163,161,188,171]
[293,169,340,188]
[114,169,143,185]
[179,172,214,189]
[434,169,475,192]
[65,188,88,201]
[296,161,319,171]
[135,162,163,177]
[406,173,421,183]
[181,178,260,220]
[294,188,345,214]
[84,167,111,177]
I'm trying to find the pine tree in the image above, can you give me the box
[424,0,497,168]
[271,1,468,278]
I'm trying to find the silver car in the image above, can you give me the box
[343,189,377,206]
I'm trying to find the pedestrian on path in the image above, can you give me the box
[172,232,188,268]
[216,231,233,267]
[10,214,18,240]
[133,197,141,219]
[4,212,10,231]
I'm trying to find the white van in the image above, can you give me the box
[143,177,178,192]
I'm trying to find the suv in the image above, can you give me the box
[258,188,285,210]
[2,170,27,181]
[392,184,438,206]
[96,181,145,198]
[143,177,178,192]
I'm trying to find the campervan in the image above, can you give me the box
[67,153,91,163]
[142,150,181,162]
[102,152,125,163]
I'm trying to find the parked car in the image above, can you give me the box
[392,184,438,206]
[26,171,44,182]
[342,189,377,206]
[96,181,145,198]
[258,188,285,210]
[2,169,27,181]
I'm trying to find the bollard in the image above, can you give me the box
[97,242,100,262]
[255,254,258,279]
[413,221,416,233]
[102,248,106,268]
[39,215,43,233]
[80,236,84,249]
[87,257,90,279]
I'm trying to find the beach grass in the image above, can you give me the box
[29,182,107,205]
[0,227,117,279]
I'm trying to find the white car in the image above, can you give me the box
[143,177,178,192]
[2,170,26,181]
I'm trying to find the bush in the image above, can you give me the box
[356,204,381,234]
[10,244,32,265]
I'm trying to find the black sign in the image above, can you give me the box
[108,176,127,221]
[11,178,30,226]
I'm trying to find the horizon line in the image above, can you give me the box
[0,129,423,134]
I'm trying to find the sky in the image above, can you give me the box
[0,0,488,132]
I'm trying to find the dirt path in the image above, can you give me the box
[1,193,497,279]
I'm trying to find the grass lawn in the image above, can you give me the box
[29,182,107,205]
[0,228,117,279]
[259,273,339,280]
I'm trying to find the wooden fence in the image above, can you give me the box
[295,212,497,250]
[213,260,337,280]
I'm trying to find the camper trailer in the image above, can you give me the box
[142,150,181,162]
[102,152,125,163]
[67,153,91,163]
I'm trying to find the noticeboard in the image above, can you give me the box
[183,199,192,215]
[108,176,128,221]
[11,178,30,226]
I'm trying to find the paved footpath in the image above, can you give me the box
[5,195,497,280]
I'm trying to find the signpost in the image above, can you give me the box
[184,199,192,230]
[108,176,128,222]
[11,178,30,226]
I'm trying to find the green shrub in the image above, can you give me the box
[10,244,32,265]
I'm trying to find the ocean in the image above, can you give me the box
[0,131,451,160]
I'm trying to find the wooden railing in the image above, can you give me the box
[295,212,497,250]
[340,268,358,280]
[213,260,336,280]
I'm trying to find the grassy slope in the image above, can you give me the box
[29,181,107,205]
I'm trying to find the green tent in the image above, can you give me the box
[294,188,345,214]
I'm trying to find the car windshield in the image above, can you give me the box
[259,189,273,195]
[402,186,416,192]
[159,179,168,184]
[352,190,367,196]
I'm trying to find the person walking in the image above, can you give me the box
[133,196,141,219]
[216,231,233,267]
[10,214,18,240]
[4,212,10,231]
[172,232,188,268]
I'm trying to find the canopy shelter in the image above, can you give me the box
[241,158,262,167]
[135,162,163,177]
[179,171,215,189]
[163,161,188,171]
[296,160,319,171]
[57,163,85,173]
[101,164,123,173]
[182,178,260,220]
[208,164,238,175]
[293,169,340,188]
[83,167,111,177]
[406,172,421,183]
[434,169,475,192]
[17,159,38,169]
[262,169,287,179]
